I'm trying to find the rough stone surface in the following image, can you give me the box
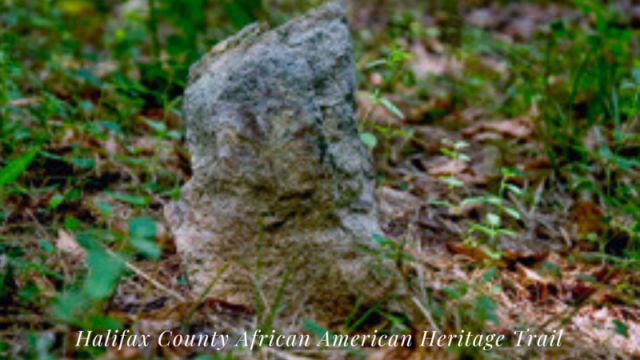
[166,1,395,321]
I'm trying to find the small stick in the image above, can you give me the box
[411,295,440,333]
[106,249,186,302]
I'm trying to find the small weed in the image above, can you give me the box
[464,168,524,252]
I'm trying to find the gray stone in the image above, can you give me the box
[166,1,396,322]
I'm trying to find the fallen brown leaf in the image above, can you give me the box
[411,42,447,77]
[447,243,491,263]
[105,136,119,153]
[56,229,85,259]
[523,156,552,171]
[515,263,551,302]
[377,186,422,220]
[428,159,468,176]
[501,249,549,268]
[8,97,41,107]
[463,117,534,140]
[572,200,605,239]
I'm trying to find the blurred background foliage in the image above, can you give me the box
[2,0,640,358]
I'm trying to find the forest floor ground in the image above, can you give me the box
[2,1,640,359]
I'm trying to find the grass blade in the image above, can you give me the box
[0,149,38,187]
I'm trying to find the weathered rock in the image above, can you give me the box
[166,1,396,321]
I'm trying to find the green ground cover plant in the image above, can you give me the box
[1,0,639,359]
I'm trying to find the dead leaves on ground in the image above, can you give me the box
[427,241,640,357]
[56,229,86,259]
[8,97,41,107]
[462,117,534,141]
[445,240,631,314]
[427,159,468,177]
[571,200,606,240]
[84,297,254,360]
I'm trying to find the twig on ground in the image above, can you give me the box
[106,248,186,302]
[411,295,440,333]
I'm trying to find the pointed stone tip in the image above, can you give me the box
[188,1,349,84]
[188,22,269,84]
[293,0,347,23]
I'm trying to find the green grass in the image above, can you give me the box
[1,0,640,359]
